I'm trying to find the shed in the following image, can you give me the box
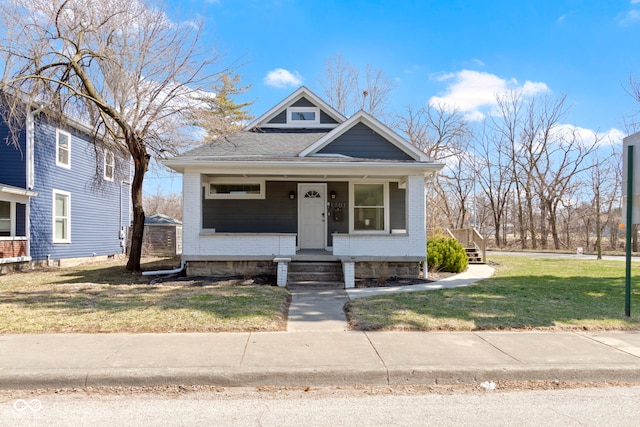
[129,213,182,257]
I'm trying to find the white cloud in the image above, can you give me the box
[264,68,303,88]
[618,9,640,26]
[553,124,625,147]
[428,70,550,121]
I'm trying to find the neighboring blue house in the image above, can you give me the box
[0,105,131,271]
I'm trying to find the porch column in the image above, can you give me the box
[273,257,291,287]
[407,175,427,255]
[182,172,202,256]
[342,261,355,288]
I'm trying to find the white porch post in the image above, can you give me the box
[343,261,355,288]
[273,257,291,287]
[182,171,202,256]
[407,175,427,255]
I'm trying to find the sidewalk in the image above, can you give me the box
[2,331,640,389]
[3,264,640,390]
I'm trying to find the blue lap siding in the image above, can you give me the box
[0,112,130,261]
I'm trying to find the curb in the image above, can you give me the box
[4,364,640,390]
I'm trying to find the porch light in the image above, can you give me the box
[330,190,336,199]
[289,191,296,200]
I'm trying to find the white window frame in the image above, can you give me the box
[52,189,71,244]
[349,181,389,234]
[56,129,71,169]
[205,178,266,199]
[287,107,320,126]
[104,150,115,181]
[0,200,15,237]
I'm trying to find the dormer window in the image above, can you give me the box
[288,107,319,126]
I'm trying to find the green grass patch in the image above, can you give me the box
[345,255,640,331]
[0,258,289,333]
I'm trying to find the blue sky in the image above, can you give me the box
[146,0,640,195]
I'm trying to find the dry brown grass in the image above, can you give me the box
[0,257,289,333]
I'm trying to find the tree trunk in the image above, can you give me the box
[525,187,537,249]
[126,139,150,272]
[514,184,527,249]
[595,192,602,260]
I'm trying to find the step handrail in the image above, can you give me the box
[445,227,486,264]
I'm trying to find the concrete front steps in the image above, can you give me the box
[287,261,344,288]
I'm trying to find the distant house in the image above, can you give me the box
[0,105,131,271]
[164,87,443,287]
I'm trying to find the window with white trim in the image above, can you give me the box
[206,179,265,199]
[53,190,71,243]
[104,150,115,181]
[352,183,388,232]
[287,107,319,125]
[0,201,10,237]
[56,129,71,168]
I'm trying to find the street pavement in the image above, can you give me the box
[2,264,640,390]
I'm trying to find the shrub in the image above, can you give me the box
[427,237,468,273]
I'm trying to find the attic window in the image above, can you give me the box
[288,107,319,125]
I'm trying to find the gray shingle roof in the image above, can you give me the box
[179,129,330,158]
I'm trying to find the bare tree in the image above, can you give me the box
[0,0,238,271]
[490,91,531,248]
[144,191,183,222]
[475,124,514,247]
[321,54,358,116]
[321,54,395,118]
[397,103,472,230]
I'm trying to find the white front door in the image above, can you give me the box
[298,183,326,249]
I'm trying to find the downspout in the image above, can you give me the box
[120,180,131,253]
[25,104,45,260]
[141,258,185,276]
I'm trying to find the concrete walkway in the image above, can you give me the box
[287,287,350,332]
[346,264,495,299]
[285,264,494,331]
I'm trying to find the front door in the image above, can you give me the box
[298,183,326,249]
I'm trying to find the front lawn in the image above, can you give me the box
[345,255,640,331]
[0,258,289,333]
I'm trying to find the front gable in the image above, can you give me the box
[299,110,429,162]
[316,122,413,160]
[245,86,345,130]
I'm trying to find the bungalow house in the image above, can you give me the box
[164,87,443,287]
[0,105,131,272]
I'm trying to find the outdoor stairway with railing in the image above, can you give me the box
[286,261,344,288]
[446,227,487,264]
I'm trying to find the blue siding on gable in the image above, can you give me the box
[268,110,287,124]
[320,111,338,125]
[28,117,128,261]
[318,122,413,160]
[291,98,315,108]
[0,119,27,188]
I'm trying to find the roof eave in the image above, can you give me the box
[163,158,444,177]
